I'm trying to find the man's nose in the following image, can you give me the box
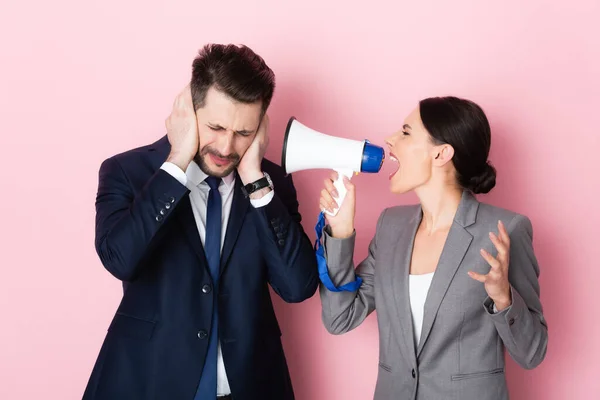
[215,131,235,156]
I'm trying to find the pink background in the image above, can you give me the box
[1,0,599,399]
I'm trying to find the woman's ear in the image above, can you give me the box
[432,144,454,167]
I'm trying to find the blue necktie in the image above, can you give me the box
[195,176,222,399]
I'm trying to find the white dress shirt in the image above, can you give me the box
[408,272,434,349]
[161,160,273,396]
[408,271,502,349]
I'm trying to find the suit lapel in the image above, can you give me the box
[148,135,210,267]
[416,191,478,357]
[220,174,250,273]
[148,136,250,275]
[175,195,210,268]
[391,206,422,364]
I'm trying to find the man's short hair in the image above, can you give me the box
[190,44,275,115]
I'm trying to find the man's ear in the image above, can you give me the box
[432,144,454,167]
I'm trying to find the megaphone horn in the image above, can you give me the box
[281,117,385,216]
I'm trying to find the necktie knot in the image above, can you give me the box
[205,176,222,191]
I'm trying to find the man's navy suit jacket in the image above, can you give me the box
[83,136,319,400]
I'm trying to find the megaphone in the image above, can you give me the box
[281,117,385,216]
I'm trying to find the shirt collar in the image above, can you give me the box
[186,161,236,189]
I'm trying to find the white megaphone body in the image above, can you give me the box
[282,117,385,216]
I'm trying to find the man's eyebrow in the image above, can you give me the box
[208,122,255,135]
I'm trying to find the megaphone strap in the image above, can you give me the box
[314,211,363,292]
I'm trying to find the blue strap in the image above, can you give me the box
[314,211,363,292]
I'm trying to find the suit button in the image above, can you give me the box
[170,197,175,203]
[165,203,171,210]
[276,232,284,239]
[202,284,212,294]
[156,215,163,222]
[197,330,207,339]
[278,239,285,246]
[274,226,280,232]
[159,209,165,215]
[509,318,515,326]
[411,368,416,378]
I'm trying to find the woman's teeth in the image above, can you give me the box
[389,155,400,179]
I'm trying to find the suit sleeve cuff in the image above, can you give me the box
[323,226,356,273]
[160,162,187,187]
[483,286,522,323]
[249,189,275,208]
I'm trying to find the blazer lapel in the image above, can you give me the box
[391,206,422,364]
[416,191,478,357]
[148,135,210,267]
[175,195,210,268]
[148,136,251,275]
[220,174,250,273]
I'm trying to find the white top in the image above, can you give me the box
[161,161,273,396]
[409,272,435,349]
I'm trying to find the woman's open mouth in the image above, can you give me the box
[389,152,400,180]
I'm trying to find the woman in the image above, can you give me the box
[318,96,548,400]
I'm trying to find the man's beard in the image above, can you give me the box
[195,146,240,178]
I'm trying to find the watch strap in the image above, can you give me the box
[241,174,272,197]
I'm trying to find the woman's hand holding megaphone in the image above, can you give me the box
[320,171,356,239]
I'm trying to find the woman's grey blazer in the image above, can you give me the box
[320,191,548,400]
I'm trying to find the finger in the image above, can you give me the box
[261,114,270,130]
[182,83,191,98]
[319,199,337,213]
[329,170,339,182]
[184,91,194,110]
[480,249,501,270]
[488,232,508,261]
[255,122,267,141]
[342,175,355,193]
[498,220,510,245]
[320,200,332,213]
[320,189,339,210]
[468,271,487,283]
[324,178,338,199]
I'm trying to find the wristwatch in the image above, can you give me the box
[241,172,273,197]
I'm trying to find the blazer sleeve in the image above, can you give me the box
[483,214,548,369]
[318,210,385,335]
[249,172,319,303]
[94,156,189,282]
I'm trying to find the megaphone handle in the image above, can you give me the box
[325,168,354,217]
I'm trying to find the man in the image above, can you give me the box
[83,44,319,400]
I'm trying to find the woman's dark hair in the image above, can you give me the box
[419,96,496,194]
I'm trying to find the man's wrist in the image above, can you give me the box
[239,169,274,200]
[238,168,264,185]
[166,152,192,172]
